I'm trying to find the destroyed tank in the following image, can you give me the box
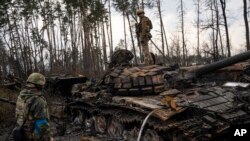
[63,50,250,141]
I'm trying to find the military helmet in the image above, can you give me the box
[26,73,46,86]
[136,9,144,15]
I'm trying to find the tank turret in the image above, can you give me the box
[104,50,250,95]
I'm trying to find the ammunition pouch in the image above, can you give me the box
[12,126,26,141]
[147,33,152,39]
[140,40,145,44]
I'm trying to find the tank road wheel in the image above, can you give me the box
[85,116,95,132]
[127,126,140,141]
[94,115,107,134]
[66,109,87,133]
[171,130,185,141]
[73,110,84,125]
[107,118,124,138]
[142,129,161,141]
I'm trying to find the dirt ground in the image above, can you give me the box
[0,87,18,141]
[0,87,110,141]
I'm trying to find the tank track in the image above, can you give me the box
[66,87,250,141]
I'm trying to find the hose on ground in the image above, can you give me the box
[137,109,162,141]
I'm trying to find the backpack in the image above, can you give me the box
[13,96,37,141]
[148,18,153,30]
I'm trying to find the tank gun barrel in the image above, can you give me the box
[0,97,16,105]
[193,50,250,78]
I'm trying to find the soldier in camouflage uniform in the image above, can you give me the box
[15,73,52,141]
[136,9,154,65]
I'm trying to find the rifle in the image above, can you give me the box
[150,39,164,55]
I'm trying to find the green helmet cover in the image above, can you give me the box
[27,73,46,86]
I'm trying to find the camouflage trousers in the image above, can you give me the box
[141,39,153,65]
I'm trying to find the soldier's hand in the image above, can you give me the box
[50,137,55,141]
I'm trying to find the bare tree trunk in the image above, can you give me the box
[123,11,127,50]
[162,26,170,60]
[13,18,26,76]
[97,23,103,74]
[219,0,231,56]
[210,0,216,61]
[196,0,200,59]
[58,13,65,68]
[157,0,165,64]
[105,22,111,61]
[72,12,79,74]
[18,21,28,75]
[24,17,33,73]
[93,26,99,75]
[108,0,113,56]
[180,0,186,66]
[126,12,138,65]
[52,24,57,63]
[102,22,108,70]
[141,0,144,9]
[214,0,219,59]
[40,1,53,73]
[34,16,44,72]
[30,18,39,71]
[80,13,85,71]
[47,23,53,72]
[243,0,250,50]
[218,26,225,57]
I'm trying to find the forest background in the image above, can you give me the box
[0,0,250,80]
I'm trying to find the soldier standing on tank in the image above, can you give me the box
[136,9,154,65]
[14,73,53,141]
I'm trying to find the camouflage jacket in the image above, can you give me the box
[138,16,152,41]
[16,87,50,141]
